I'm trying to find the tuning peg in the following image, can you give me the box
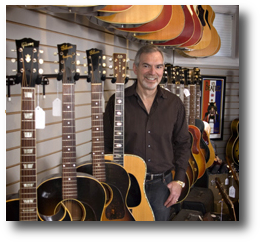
[74,72,80,81]
[57,72,63,81]
[125,77,129,84]
[111,77,116,83]
[86,76,91,83]
[101,74,106,81]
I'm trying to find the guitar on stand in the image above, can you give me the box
[77,48,135,221]
[6,38,41,221]
[104,53,154,221]
[37,43,106,221]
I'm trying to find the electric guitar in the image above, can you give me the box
[37,43,106,221]
[77,48,135,221]
[6,38,41,221]
[104,53,154,221]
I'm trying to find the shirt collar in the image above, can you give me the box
[125,81,168,99]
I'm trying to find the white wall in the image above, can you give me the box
[6,5,239,195]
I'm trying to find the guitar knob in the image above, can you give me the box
[57,72,63,81]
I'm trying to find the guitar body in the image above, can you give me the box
[117,5,172,33]
[135,5,185,41]
[195,119,210,164]
[155,5,194,46]
[180,5,203,47]
[226,119,239,166]
[6,197,72,221]
[96,5,163,25]
[98,5,133,13]
[188,126,206,178]
[203,121,215,168]
[188,132,199,184]
[37,174,106,221]
[105,154,154,221]
[77,161,135,221]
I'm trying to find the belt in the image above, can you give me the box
[146,169,171,181]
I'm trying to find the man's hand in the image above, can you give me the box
[164,181,182,208]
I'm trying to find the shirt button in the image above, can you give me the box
[148,159,151,162]
[148,130,151,134]
[148,144,151,148]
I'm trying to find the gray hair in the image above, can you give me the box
[134,45,164,66]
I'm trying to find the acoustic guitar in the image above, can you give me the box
[96,5,164,25]
[155,5,195,47]
[104,53,154,221]
[183,5,221,57]
[6,38,42,221]
[37,43,106,221]
[134,5,185,42]
[116,5,172,34]
[77,49,135,221]
[98,5,133,13]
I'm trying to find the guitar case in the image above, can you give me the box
[182,187,214,215]
[172,209,203,221]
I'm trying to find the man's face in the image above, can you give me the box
[133,51,164,91]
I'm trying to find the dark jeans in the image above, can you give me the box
[145,172,172,221]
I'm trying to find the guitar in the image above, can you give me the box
[6,38,40,221]
[98,5,133,13]
[215,177,238,221]
[104,53,154,221]
[37,43,106,221]
[226,118,239,166]
[96,5,164,25]
[77,48,135,221]
[134,5,185,42]
[116,5,172,34]
[163,65,193,198]
[188,72,206,179]
[155,5,195,47]
[182,5,221,57]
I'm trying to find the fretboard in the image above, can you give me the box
[183,85,190,125]
[20,88,37,221]
[189,84,196,126]
[113,83,124,166]
[91,83,106,182]
[196,84,201,119]
[62,84,77,200]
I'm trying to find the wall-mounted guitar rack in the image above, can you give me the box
[6,72,136,99]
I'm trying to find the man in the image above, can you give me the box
[104,45,191,221]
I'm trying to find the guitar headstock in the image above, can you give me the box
[193,67,201,85]
[183,68,192,86]
[164,63,174,84]
[57,43,77,84]
[86,48,106,84]
[15,38,40,87]
[112,53,127,84]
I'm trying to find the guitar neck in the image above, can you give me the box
[20,87,37,221]
[113,83,124,165]
[183,85,190,125]
[91,83,106,182]
[196,83,201,119]
[189,84,196,126]
[62,83,78,200]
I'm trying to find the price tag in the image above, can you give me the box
[229,185,236,198]
[52,98,62,116]
[183,88,190,97]
[35,106,45,129]
[225,178,229,185]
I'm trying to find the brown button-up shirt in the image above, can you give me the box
[104,82,191,182]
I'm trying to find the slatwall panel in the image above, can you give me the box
[6,6,239,196]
